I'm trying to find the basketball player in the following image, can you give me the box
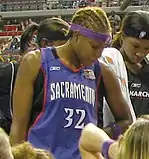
[0,17,70,135]
[20,17,69,54]
[112,11,149,117]
[101,10,149,128]
[10,7,132,159]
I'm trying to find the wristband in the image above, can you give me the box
[101,140,114,159]
[109,122,122,140]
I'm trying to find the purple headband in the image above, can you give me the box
[70,23,111,44]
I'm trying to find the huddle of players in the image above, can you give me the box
[0,6,149,159]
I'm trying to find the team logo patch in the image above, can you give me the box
[83,69,95,80]
[139,31,146,39]
[117,76,126,90]
[105,56,114,64]
[121,78,126,86]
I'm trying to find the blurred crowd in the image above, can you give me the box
[0,11,121,62]
[0,4,149,159]
[0,0,147,12]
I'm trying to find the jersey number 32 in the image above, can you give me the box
[64,108,86,129]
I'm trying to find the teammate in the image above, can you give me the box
[79,115,149,159]
[100,10,149,127]
[20,17,69,54]
[113,10,149,116]
[0,17,70,134]
[10,7,133,159]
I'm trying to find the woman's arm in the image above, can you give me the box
[79,123,118,159]
[10,51,40,146]
[100,62,133,137]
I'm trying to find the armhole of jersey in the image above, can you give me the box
[9,62,15,118]
[29,68,44,126]
[97,76,107,128]
[28,66,47,137]
[94,60,108,127]
[29,48,49,129]
[94,61,103,126]
[28,48,56,131]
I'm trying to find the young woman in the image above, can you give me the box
[0,128,14,159]
[20,17,70,54]
[100,10,149,127]
[20,15,134,139]
[80,115,149,159]
[12,142,55,159]
[0,127,54,159]
[10,7,133,159]
[0,17,70,135]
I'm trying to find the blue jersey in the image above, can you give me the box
[28,47,101,159]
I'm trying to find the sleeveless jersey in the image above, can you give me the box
[28,47,100,159]
[128,68,149,117]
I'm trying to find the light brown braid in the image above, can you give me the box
[71,7,111,33]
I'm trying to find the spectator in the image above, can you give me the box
[24,20,29,29]
[95,0,103,7]
[0,128,14,159]
[29,18,32,24]
[78,0,88,8]
[20,21,25,31]
[106,0,112,7]
[6,20,11,25]
[109,11,121,35]
[80,115,149,159]
[14,19,18,25]
[0,15,4,31]
[0,127,54,159]
[12,142,55,159]
[0,4,2,11]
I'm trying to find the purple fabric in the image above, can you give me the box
[70,23,111,44]
[109,122,122,140]
[102,140,115,159]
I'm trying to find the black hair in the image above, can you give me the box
[112,10,149,50]
[20,18,70,53]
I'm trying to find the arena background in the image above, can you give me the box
[0,0,148,37]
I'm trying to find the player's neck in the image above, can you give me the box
[56,41,82,70]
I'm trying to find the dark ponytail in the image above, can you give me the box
[20,18,70,54]
[20,23,39,54]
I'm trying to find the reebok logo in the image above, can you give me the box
[50,66,60,71]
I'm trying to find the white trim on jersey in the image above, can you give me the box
[9,62,15,118]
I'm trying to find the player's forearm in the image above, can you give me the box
[10,122,27,146]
